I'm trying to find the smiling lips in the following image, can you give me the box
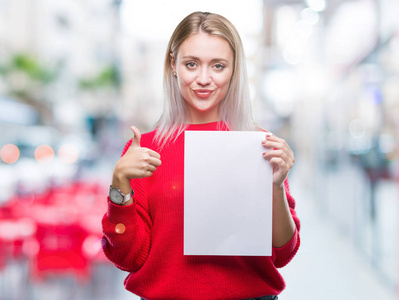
[193,89,214,98]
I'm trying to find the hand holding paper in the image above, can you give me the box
[262,134,295,188]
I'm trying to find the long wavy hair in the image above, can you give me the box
[154,11,254,147]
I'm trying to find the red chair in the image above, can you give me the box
[31,222,89,282]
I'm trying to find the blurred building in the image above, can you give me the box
[0,0,122,133]
[0,0,124,204]
[261,0,399,292]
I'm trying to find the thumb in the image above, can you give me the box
[130,126,141,148]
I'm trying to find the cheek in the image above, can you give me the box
[178,70,196,88]
[215,75,232,91]
[178,80,192,98]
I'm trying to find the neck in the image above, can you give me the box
[187,109,220,124]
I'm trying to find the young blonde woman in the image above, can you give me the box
[102,11,300,300]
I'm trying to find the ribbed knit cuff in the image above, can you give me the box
[107,197,137,224]
[274,227,299,255]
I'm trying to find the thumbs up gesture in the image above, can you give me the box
[111,126,162,195]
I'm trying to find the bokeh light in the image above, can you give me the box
[58,144,79,164]
[301,8,319,25]
[82,235,102,258]
[305,0,327,12]
[34,145,54,164]
[115,223,126,234]
[0,144,20,164]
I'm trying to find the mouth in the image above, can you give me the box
[193,89,214,99]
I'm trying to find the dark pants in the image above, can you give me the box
[244,296,278,300]
[141,296,277,300]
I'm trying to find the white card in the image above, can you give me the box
[184,131,273,256]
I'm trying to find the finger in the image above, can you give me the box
[148,149,161,160]
[141,171,153,178]
[268,154,294,170]
[148,157,162,167]
[265,135,288,146]
[269,156,284,165]
[141,148,161,161]
[262,136,293,155]
[130,126,141,148]
[262,149,290,161]
[265,132,273,139]
[270,157,292,174]
[263,146,294,161]
[262,140,290,153]
[146,164,157,173]
[144,170,154,178]
[263,151,293,169]
[262,137,283,147]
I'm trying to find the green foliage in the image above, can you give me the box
[0,53,58,83]
[79,64,120,90]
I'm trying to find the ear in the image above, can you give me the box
[170,53,176,72]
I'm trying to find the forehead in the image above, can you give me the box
[177,32,233,61]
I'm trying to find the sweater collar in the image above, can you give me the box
[185,121,229,131]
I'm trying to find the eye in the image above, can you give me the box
[214,64,225,70]
[185,62,197,69]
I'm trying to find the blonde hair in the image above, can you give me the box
[155,11,254,147]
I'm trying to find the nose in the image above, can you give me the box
[196,68,212,86]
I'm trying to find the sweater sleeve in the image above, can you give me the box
[101,139,152,272]
[271,178,301,268]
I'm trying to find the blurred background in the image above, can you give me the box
[0,0,398,299]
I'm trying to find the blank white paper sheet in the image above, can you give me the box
[184,131,273,256]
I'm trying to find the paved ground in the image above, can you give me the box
[279,183,397,300]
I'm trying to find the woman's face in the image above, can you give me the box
[171,32,234,124]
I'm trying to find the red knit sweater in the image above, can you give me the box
[102,121,300,300]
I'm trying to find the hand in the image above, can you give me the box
[112,126,161,194]
[262,134,295,188]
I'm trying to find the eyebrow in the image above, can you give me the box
[181,56,230,64]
